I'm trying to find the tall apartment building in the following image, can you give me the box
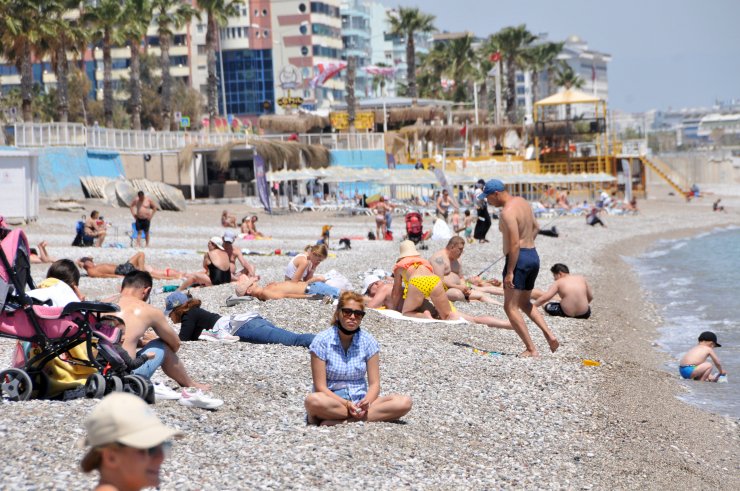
[270,0,345,113]
[341,0,372,98]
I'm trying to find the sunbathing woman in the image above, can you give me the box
[30,241,55,264]
[164,291,315,347]
[391,240,459,320]
[285,244,328,283]
[221,210,237,228]
[304,292,412,425]
[235,276,341,301]
[177,237,232,290]
[240,215,265,238]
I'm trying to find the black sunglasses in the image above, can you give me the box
[340,308,366,318]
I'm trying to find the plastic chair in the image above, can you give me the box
[130,222,147,246]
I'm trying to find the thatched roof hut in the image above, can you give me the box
[399,123,523,147]
[258,114,329,134]
[214,138,332,171]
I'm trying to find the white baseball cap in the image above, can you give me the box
[79,393,182,472]
[209,236,224,250]
[362,275,382,295]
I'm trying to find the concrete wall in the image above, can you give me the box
[37,147,123,198]
[119,152,192,186]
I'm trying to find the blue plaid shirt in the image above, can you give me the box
[309,325,380,401]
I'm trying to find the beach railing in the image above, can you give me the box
[615,139,648,157]
[13,123,385,152]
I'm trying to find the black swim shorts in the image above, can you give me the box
[114,262,137,276]
[544,302,591,319]
[502,248,539,291]
[135,218,151,234]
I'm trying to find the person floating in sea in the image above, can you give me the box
[532,263,593,319]
[678,331,726,382]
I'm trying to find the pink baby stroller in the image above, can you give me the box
[0,217,152,402]
[404,211,427,249]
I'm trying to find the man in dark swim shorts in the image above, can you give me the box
[533,263,593,319]
[114,261,138,276]
[543,302,591,319]
[482,179,559,357]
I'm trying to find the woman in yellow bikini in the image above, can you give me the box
[391,240,459,320]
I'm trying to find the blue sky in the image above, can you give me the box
[378,0,739,112]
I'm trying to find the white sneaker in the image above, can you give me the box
[199,329,240,343]
[178,388,223,409]
[152,381,181,401]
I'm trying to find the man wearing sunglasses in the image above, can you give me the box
[79,392,182,490]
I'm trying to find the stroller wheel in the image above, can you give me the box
[106,376,123,394]
[85,373,106,399]
[138,376,156,405]
[123,375,146,399]
[0,368,33,402]
[29,371,50,400]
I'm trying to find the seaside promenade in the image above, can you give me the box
[0,189,738,489]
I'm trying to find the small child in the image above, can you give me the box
[318,224,332,247]
[678,331,726,382]
[463,210,475,244]
[96,316,155,372]
[451,209,462,235]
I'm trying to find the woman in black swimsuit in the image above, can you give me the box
[176,237,233,290]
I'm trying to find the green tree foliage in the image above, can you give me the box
[386,7,436,99]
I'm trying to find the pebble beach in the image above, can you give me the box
[1,191,739,490]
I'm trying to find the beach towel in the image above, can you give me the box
[371,308,468,325]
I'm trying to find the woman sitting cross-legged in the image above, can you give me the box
[165,291,315,347]
[304,292,412,425]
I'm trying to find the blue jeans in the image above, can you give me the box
[305,281,340,299]
[235,317,315,347]
[132,339,166,379]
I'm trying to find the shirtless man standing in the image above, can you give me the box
[116,271,214,397]
[130,191,157,247]
[533,263,593,319]
[483,179,559,357]
[430,237,499,304]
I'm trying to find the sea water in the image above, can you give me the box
[629,227,740,418]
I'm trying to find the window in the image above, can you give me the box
[254,9,259,17]
[301,46,309,56]
[299,3,306,13]
[516,86,525,94]
[197,24,204,33]
[262,9,268,16]
[299,24,307,35]
[255,31,261,38]
[516,73,524,82]
[263,30,269,37]
[197,45,206,55]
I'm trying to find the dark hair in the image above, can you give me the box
[30,248,38,255]
[90,210,99,219]
[137,191,145,198]
[464,209,470,216]
[550,263,570,275]
[121,270,152,290]
[47,259,81,287]
[169,298,202,324]
[331,291,365,326]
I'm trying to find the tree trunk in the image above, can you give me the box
[346,56,356,132]
[130,39,142,131]
[77,58,90,125]
[505,59,516,124]
[56,43,70,123]
[20,43,33,122]
[160,32,172,131]
[406,33,416,99]
[103,30,114,127]
[531,70,539,108]
[206,15,218,133]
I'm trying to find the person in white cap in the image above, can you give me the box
[222,230,257,280]
[362,274,394,309]
[79,392,182,490]
[176,236,232,290]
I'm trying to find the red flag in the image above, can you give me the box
[489,52,501,63]
[460,121,467,138]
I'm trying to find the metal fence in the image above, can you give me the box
[13,123,385,152]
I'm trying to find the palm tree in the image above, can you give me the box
[415,44,447,100]
[525,41,563,104]
[83,0,126,127]
[196,0,243,132]
[370,62,390,97]
[152,0,198,131]
[0,1,50,122]
[441,34,478,103]
[345,55,356,131]
[41,0,88,123]
[490,24,537,123]
[386,7,435,99]
[554,63,584,120]
[121,0,154,131]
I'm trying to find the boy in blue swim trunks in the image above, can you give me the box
[482,179,559,357]
[678,331,726,382]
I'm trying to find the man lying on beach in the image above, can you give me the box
[235,276,341,301]
[532,263,593,319]
[77,252,185,280]
[116,270,222,408]
[363,275,395,309]
[430,237,500,304]
[678,331,726,382]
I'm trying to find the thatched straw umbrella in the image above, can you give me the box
[177,142,197,170]
[212,138,332,172]
[258,114,329,134]
[400,123,523,147]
